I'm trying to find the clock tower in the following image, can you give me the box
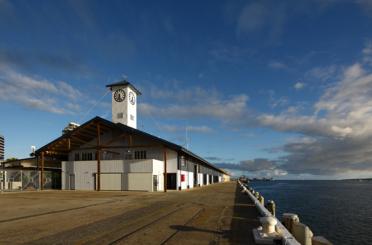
[106,80,141,129]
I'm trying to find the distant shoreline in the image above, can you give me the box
[249,178,372,181]
[341,178,372,181]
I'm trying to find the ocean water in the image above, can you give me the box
[249,180,372,245]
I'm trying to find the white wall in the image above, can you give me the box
[62,159,162,191]
[61,161,65,190]
[198,173,203,187]
[189,172,194,188]
[179,170,189,190]
[152,159,164,192]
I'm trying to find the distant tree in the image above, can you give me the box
[5,157,18,162]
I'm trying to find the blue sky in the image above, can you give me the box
[1,0,372,179]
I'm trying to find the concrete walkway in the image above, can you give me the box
[0,182,260,244]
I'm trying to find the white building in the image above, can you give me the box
[35,81,229,192]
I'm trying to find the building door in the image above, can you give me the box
[100,173,122,191]
[153,175,158,192]
[166,173,177,190]
[69,174,75,190]
[203,174,207,185]
[194,165,198,186]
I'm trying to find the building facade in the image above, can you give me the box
[34,81,229,192]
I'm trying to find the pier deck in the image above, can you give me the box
[0,182,260,244]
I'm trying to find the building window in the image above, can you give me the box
[74,153,80,161]
[134,150,147,160]
[181,157,186,167]
[117,113,123,119]
[82,152,93,161]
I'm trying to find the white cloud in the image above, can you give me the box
[0,65,82,114]
[294,82,305,90]
[235,1,334,41]
[343,63,364,80]
[331,125,353,137]
[216,159,288,178]
[187,125,212,133]
[237,2,268,34]
[362,41,372,65]
[58,81,82,100]
[305,65,339,82]
[267,90,288,108]
[140,85,250,124]
[4,69,58,93]
[158,124,212,133]
[362,41,372,56]
[268,61,288,70]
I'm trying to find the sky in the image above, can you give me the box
[1,0,372,179]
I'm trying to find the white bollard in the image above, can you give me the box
[258,195,264,205]
[260,216,277,234]
[255,191,260,199]
[282,213,300,233]
[292,222,313,245]
[312,236,333,245]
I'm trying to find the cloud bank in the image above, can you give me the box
[215,159,287,178]
[259,46,372,176]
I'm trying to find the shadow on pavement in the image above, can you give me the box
[226,183,261,244]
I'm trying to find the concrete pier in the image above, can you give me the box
[0,182,260,244]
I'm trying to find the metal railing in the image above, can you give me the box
[238,180,301,245]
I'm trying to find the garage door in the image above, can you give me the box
[123,173,152,191]
[100,173,122,191]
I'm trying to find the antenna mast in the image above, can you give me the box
[185,126,189,149]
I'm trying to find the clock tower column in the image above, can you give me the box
[106,80,141,129]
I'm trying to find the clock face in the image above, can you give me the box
[114,89,126,102]
[129,91,136,105]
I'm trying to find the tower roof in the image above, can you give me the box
[106,80,141,95]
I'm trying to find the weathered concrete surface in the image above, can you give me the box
[0,182,260,244]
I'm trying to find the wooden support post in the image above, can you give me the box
[96,123,101,191]
[67,138,71,150]
[163,147,167,192]
[40,152,44,190]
